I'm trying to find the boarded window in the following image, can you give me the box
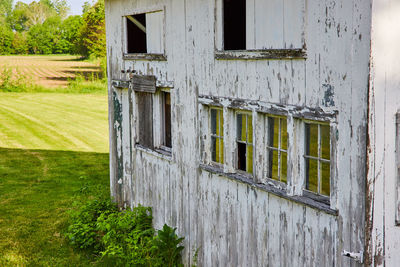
[266,116,288,183]
[126,11,164,54]
[211,108,224,164]
[237,113,253,173]
[304,123,330,196]
[137,92,153,148]
[162,91,171,148]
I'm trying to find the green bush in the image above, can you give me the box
[65,198,185,266]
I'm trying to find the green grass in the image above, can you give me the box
[0,92,110,266]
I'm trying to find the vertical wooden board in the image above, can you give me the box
[247,187,258,266]
[303,208,320,267]
[246,0,256,49]
[236,181,249,266]
[257,60,281,103]
[121,89,132,208]
[146,11,164,54]
[287,60,306,106]
[304,0,321,107]
[283,0,304,49]
[267,195,281,266]
[255,191,269,264]
[291,205,306,266]
[255,0,284,49]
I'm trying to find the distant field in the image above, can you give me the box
[0,55,102,88]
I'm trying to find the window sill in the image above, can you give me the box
[135,144,172,161]
[199,163,337,215]
[215,49,306,60]
[123,53,167,61]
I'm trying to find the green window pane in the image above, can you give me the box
[219,138,224,164]
[219,110,224,137]
[272,118,279,148]
[321,124,330,160]
[281,118,287,150]
[247,145,253,174]
[306,158,318,193]
[211,109,217,134]
[270,150,279,180]
[211,136,217,162]
[305,123,318,157]
[247,114,253,143]
[321,162,330,196]
[281,152,287,183]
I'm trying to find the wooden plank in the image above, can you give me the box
[283,0,304,49]
[255,0,284,49]
[131,75,156,93]
[146,11,164,54]
[137,92,153,148]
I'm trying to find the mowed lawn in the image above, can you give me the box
[0,93,110,266]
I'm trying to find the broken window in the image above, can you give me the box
[304,122,330,196]
[223,0,246,50]
[236,112,253,173]
[220,0,304,51]
[211,108,224,164]
[136,92,153,148]
[126,11,164,54]
[266,116,288,183]
[162,91,171,149]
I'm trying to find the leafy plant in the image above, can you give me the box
[151,224,185,267]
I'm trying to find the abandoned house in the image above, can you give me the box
[105,0,400,265]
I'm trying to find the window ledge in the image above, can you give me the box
[135,144,172,161]
[215,49,306,60]
[123,53,167,61]
[199,163,337,215]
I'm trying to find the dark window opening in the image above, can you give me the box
[137,92,153,148]
[163,92,171,148]
[127,14,147,53]
[237,142,247,171]
[223,0,246,50]
[236,113,253,174]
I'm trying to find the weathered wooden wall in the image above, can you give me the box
[105,0,372,265]
[367,0,400,265]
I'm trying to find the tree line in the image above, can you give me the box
[0,0,105,58]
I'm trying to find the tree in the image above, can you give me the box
[8,2,29,32]
[0,18,14,54]
[61,15,84,54]
[25,0,55,27]
[12,32,29,54]
[79,0,106,58]
[0,0,13,18]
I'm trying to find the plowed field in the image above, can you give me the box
[0,55,102,88]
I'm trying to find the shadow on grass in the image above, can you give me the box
[51,57,87,62]
[0,147,110,266]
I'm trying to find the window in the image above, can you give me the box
[236,112,253,174]
[304,122,330,196]
[219,0,304,51]
[266,116,288,183]
[136,92,153,148]
[223,0,246,50]
[161,91,171,149]
[210,108,224,164]
[125,10,164,54]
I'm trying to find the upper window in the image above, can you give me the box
[210,108,224,164]
[236,112,253,174]
[304,122,330,196]
[125,10,164,54]
[220,0,304,51]
[266,116,288,183]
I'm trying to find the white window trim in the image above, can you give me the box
[121,5,167,60]
[199,95,338,210]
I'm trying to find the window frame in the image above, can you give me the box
[209,107,225,166]
[214,0,307,60]
[198,96,338,211]
[122,5,167,61]
[235,110,254,175]
[159,89,172,153]
[265,115,289,186]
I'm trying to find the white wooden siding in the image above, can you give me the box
[106,0,374,265]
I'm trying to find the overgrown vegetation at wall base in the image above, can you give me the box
[66,199,184,266]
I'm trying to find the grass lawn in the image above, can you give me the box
[0,93,110,266]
